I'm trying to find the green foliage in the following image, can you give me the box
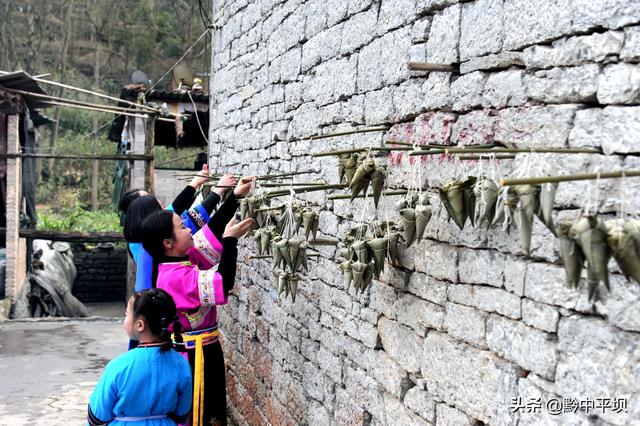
[37,206,122,232]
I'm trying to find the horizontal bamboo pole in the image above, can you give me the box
[309,239,340,246]
[409,147,603,156]
[408,62,459,72]
[328,189,408,200]
[500,169,640,186]
[312,146,413,157]
[0,153,153,161]
[30,74,162,114]
[156,151,206,168]
[384,140,451,149]
[39,100,149,118]
[252,205,286,213]
[176,171,313,180]
[250,253,321,259]
[259,181,326,187]
[306,125,391,141]
[458,154,516,160]
[266,184,347,198]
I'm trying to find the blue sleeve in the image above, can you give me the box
[134,247,154,292]
[175,357,193,418]
[181,204,211,234]
[88,361,119,423]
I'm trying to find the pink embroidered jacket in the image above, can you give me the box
[157,225,228,332]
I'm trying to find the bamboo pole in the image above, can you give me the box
[309,239,340,246]
[28,73,162,114]
[39,100,149,118]
[384,140,451,149]
[259,181,326,187]
[305,125,391,141]
[408,62,459,72]
[328,190,408,200]
[458,155,516,160]
[176,170,314,180]
[311,146,413,157]
[266,184,347,198]
[0,153,153,161]
[156,151,206,168]
[250,253,321,259]
[500,169,640,186]
[2,87,149,117]
[409,147,603,156]
[252,205,286,213]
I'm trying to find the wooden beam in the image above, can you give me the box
[145,116,157,193]
[0,153,154,161]
[0,228,125,242]
[408,62,459,72]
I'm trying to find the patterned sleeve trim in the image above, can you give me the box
[196,267,228,306]
[192,226,222,267]
[181,204,211,234]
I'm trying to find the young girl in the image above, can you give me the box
[88,288,192,425]
[140,177,254,426]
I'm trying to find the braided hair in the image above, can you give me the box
[131,288,183,351]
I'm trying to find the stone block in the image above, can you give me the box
[516,377,592,425]
[412,17,432,44]
[444,302,488,348]
[524,262,592,312]
[422,331,519,423]
[382,393,432,426]
[621,25,640,61]
[495,105,577,148]
[460,51,523,74]
[422,71,451,111]
[474,286,522,319]
[594,273,640,332]
[341,7,379,54]
[365,87,396,125]
[411,112,457,146]
[482,69,526,108]
[378,316,423,373]
[450,71,486,111]
[426,4,461,64]
[523,30,624,70]
[458,248,505,287]
[395,293,446,335]
[394,79,426,120]
[524,64,600,104]
[371,351,412,398]
[450,109,497,146]
[377,0,416,35]
[279,47,301,83]
[407,273,448,306]
[435,403,474,426]
[414,239,459,282]
[403,387,436,422]
[571,0,640,32]
[569,106,640,155]
[556,315,640,424]
[487,315,558,380]
[447,284,475,306]
[305,0,329,39]
[459,0,503,61]
[502,0,573,51]
[417,0,459,14]
[598,63,640,104]
[521,299,559,334]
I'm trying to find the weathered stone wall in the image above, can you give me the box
[72,244,127,303]
[209,0,640,424]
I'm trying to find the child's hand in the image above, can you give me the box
[189,164,210,189]
[233,176,256,198]
[223,217,254,239]
[213,174,237,196]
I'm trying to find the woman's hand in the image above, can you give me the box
[233,176,256,198]
[188,164,210,189]
[213,174,237,196]
[223,217,254,239]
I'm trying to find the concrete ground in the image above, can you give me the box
[0,303,126,425]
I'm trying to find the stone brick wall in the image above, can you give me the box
[209,0,640,424]
[72,244,127,303]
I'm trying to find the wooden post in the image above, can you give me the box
[5,114,26,303]
[145,115,156,193]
